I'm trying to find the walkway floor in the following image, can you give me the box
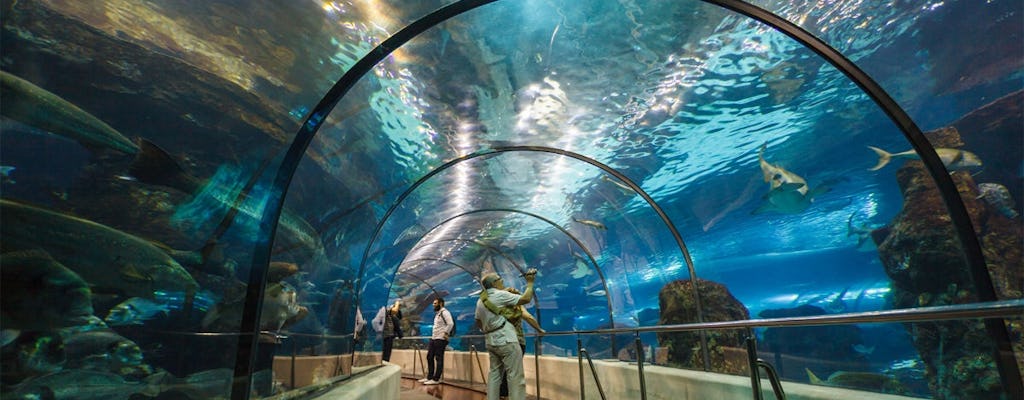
[399,377,487,400]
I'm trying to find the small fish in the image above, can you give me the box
[806,368,907,395]
[104,297,172,326]
[0,165,15,184]
[867,146,982,171]
[600,174,636,195]
[570,259,593,279]
[853,344,875,355]
[847,214,877,251]
[587,290,607,297]
[977,182,1018,219]
[572,217,607,230]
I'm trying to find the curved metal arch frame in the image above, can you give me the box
[232,2,500,397]
[400,257,481,280]
[235,0,1016,397]
[382,208,610,336]
[408,238,524,275]
[355,147,702,367]
[394,270,442,299]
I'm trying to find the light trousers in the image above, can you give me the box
[486,341,525,400]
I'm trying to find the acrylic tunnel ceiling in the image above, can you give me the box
[273,0,1022,331]
[2,0,1019,335]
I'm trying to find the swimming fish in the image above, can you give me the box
[600,174,636,195]
[0,199,199,299]
[867,146,982,171]
[1,165,15,184]
[1,249,94,331]
[104,297,172,326]
[759,143,808,194]
[63,329,148,375]
[587,290,607,297]
[570,259,593,279]
[806,368,907,395]
[847,214,877,251]
[572,217,607,230]
[977,182,1018,219]
[852,344,875,355]
[6,369,160,400]
[0,70,139,154]
[754,144,829,214]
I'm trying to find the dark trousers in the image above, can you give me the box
[426,338,448,380]
[383,336,396,361]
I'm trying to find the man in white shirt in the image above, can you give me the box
[475,269,537,400]
[420,297,454,385]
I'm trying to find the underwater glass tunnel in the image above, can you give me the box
[0,0,1022,399]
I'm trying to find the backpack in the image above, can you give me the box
[447,310,456,336]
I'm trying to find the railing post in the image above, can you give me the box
[534,336,541,400]
[577,337,585,400]
[746,335,764,400]
[290,336,296,390]
[635,334,647,400]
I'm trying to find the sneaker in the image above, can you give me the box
[417,378,429,383]
[423,380,439,385]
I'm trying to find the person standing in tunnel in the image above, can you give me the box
[420,297,454,385]
[376,300,402,364]
[481,285,544,397]
[476,269,537,400]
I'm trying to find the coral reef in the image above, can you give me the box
[656,279,749,374]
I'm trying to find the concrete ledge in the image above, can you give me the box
[308,364,400,400]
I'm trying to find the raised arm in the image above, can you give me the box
[520,307,544,334]
[515,268,538,306]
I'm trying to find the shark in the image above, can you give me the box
[753,144,830,214]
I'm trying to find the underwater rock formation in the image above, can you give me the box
[875,119,1023,399]
[656,279,749,374]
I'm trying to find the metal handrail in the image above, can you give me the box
[389,300,1021,344]
[470,344,487,386]
[635,336,647,400]
[412,342,424,378]
[758,360,786,400]
[578,348,607,400]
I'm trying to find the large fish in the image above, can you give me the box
[1,250,95,331]
[754,144,829,214]
[759,143,808,194]
[867,146,982,171]
[0,199,198,298]
[0,70,139,154]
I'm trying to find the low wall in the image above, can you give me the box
[302,364,400,400]
[383,350,922,400]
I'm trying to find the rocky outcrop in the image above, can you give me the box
[874,119,1022,399]
[657,279,749,374]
